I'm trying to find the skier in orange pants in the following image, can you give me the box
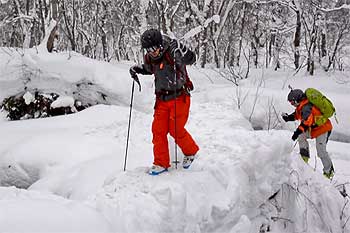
[129,29,199,175]
[152,94,199,170]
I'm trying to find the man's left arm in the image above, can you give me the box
[292,105,313,141]
[170,40,196,65]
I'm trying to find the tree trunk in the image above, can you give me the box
[308,19,318,76]
[320,32,327,57]
[237,2,246,67]
[47,25,58,52]
[38,0,46,40]
[294,10,301,70]
[251,41,258,68]
[26,0,30,15]
[100,2,109,61]
[211,21,219,68]
[29,19,37,48]
[307,32,317,75]
[326,28,344,71]
[273,38,281,71]
[269,30,276,65]
[214,43,219,68]
[42,0,48,18]
[62,1,76,51]
[51,0,59,20]
[199,29,208,68]
[72,0,76,51]
[13,0,27,47]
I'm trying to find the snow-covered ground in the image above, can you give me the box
[0,47,349,232]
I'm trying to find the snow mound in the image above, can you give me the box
[0,48,133,109]
[0,105,132,189]
[92,130,293,232]
[0,187,112,232]
[256,153,348,233]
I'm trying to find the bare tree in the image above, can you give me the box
[61,0,77,51]
[236,2,247,67]
[1,0,350,73]
[292,0,302,70]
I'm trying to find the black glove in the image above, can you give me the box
[186,79,194,91]
[281,112,295,122]
[129,65,142,91]
[292,128,302,141]
[130,72,140,84]
[281,113,289,122]
[129,65,142,76]
[169,39,187,55]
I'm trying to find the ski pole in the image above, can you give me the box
[293,140,298,148]
[172,42,181,169]
[173,49,179,169]
[123,80,136,171]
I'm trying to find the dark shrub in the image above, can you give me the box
[1,90,86,120]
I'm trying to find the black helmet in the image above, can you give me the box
[141,29,163,49]
[287,89,305,103]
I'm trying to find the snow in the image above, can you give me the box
[23,91,34,105]
[0,47,350,232]
[0,187,112,232]
[204,15,220,27]
[50,95,76,112]
[182,26,204,40]
[212,15,221,24]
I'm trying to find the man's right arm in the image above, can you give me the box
[130,64,152,75]
[129,63,152,90]
[282,112,295,122]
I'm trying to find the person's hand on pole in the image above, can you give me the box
[292,128,302,141]
[129,65,142,91]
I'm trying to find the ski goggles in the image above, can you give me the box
[289,100,298,106]
[146,46,162,58]
[146,46,159,53]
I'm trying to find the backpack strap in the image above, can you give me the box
[164,50,175,66]
[144,54,150,64]
[144,54,155,73]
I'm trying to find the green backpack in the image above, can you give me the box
[305,88,336,126]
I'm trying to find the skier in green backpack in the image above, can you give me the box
[282,89,334,179]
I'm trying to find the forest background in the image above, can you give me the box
[1,0,350,76]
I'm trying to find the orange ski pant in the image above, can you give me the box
[152,94,199,168]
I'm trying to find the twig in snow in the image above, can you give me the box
[249,70,264,122]
[282,182,332,233]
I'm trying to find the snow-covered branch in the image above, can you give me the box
[316,4,350,13]
[182,15,220,40]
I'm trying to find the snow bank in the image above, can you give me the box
[91,130,293,233]
[50,95,75,109]
[0,187,112,232]
[0,105,133,189]
[0,48,133,107]
[257,151,347,233]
